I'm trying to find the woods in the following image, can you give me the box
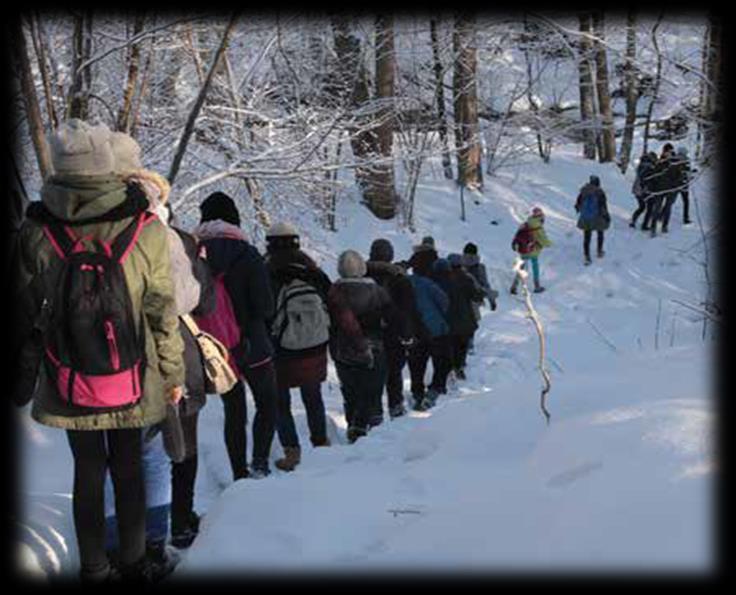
[9,13,720,229]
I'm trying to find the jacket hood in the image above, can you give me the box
[579,182,599,195]
[40,173,130,222]
[366,260,405,277]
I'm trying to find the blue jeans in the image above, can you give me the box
[521,256,540,286]
[276,383,328,448]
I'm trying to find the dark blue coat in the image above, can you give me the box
[408,274,449,339]
[200,237,275,369]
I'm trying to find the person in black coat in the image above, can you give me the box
[194,192,278,479]
[575,175,611,265]
[366,238,417,420]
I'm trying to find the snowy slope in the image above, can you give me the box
[16,145,716,578]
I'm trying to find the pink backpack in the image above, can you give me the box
[193,273,241,373]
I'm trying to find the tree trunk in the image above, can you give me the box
[27,13,58,130]
[642,14,664,155]
[452,13,482,190]
[577,13,597,160]
[9,19,53,180]
[167,14,238,185]
[68,11,93,120]
[430,18,454,179]
[618,9,637,173]
[370,14,399,219]
[591,12,616,163]
[702,13,722,165]
[117,15,145,133]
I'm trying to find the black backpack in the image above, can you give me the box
[42,211,155,410]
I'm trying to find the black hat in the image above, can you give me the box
[589,175,600,187]
[369,238,394,263]
[463,242,478,255]
[200,192,241,227]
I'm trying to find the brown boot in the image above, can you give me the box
[312,436,331,447]
[275,446,301,472]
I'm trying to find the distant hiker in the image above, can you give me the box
[575,175,611,265]
[445,254,487,379]
[327,250,397,443]
[265,222,332,472]
[407,255,452,411]
[195,192,278,480]
[462,242,498,352]
[656,143,680,235]
[510,206,552,294]
[672,146,696,226]
[645,144,678,237]
[366,238,418,420]
[13,119,185,582]
[631,153,656,229]
[639,151,660,231]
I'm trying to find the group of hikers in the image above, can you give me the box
[12,120,501,582]
[11,118,697,582]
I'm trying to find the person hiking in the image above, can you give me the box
[462,242,498,353]
[365,238,418,420]
[672,146,696,226]
[656,143,680,235]
[644,144,677,237]
[101,134,216,566]
[327,250,397,443]
[194,192,278,480]
[265,222,332,473]
[510,206,552,294]
[639,151,660,232]
[631,153,656,229]
[406,252,451,411]
[404,235,438,276]
[445,254,487,380]
[575,175,611,265]
[12,119,185,582]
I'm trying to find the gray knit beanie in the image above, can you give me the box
[48,119,116,176]
[338,250,367,278]
[110,131,143,173]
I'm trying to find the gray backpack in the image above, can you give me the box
[272,278,330,352]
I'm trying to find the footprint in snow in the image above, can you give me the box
[546,461,603,488]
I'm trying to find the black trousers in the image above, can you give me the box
[384,336,408,412]
[680,190,690,223]
[408,335,452,398]
[171,412,198,536]
[451,333,473,371]
[220,363,278,479]
[631,196,647,225]
[583,230,605,259]
[659,193,678,231]
[66,428,145,578]
[337,349,387,432]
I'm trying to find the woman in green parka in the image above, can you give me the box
[510,206,552,294]
[13,119,185,582]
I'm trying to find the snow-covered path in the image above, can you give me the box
[16,149,716,578]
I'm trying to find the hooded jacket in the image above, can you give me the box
[14,174,185,430]
[575,183,611,232]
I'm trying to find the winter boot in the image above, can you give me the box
[389,403,407,419]
[312,436,331,447]
[628,220,636,228]
[597,249,605,258]
[455,368,467,381]
[420,388,440,410]
[145,540,178,581]
[249,460,271,479]
[533,280,545,293]
[509,281,519,295]
[347,426,367,444]
[584,255,592,266]
[275,446,301,472]
[411,394,425,411]
[80,563,114,583]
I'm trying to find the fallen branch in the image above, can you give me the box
[388,509,422,517]
[513,258,552,424]
[586,317,619,354]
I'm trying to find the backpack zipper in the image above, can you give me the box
[104,320,121,371]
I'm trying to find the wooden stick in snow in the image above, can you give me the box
[513,257,552,424]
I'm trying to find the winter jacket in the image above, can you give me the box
[365,260,417,342]
[671,154,693,193]
[432,263,486,337]
[195,221,275,371]
[650,154,679,195]
[327,278,396,368]
[407,247,438,277]
[267,248,331,389]
[635,157,656,199]
[516,215,552,259]
[462,254,497,308]
[14,174,185,431]
[575,183,611,232]
[408,273,450,339]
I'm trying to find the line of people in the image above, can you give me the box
[11,119,500,583]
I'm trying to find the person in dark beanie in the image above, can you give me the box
[265,222,332,473]
[194,191,278,479]
[328,250,397,443]
[406,236,438,277]
[575,175,611,265]
[13,120,185,582]
[462,242,498,353]
[445,254,487,379]
[366,238,418,420]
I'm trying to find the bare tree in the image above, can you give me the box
[577,13,597,160]
[591,12,615,163]
[27,13,59,130]
[430,17,454,179]
[642,13,664,155]
[701,13,722,165]
[453,12,482,189]
[116,15,146,133]
[68,11,94,120]
[618,9,638,173]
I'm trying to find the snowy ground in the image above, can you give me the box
[16,146,716,579]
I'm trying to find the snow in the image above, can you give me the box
[16,139,716,577]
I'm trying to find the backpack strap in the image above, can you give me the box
[110,211,158,264]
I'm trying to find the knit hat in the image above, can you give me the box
[109,131,143,174]
[531,206,545,218]
[266,222,300,250]
[463,242,478,255]
[421,236,435,249]
[200,191,241,227]
[448,253,464,268]
[48,119,116,176]
[433,258,450,274]
[369,238,394,263]
[589,175,600,187]
[337,250,367,278]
